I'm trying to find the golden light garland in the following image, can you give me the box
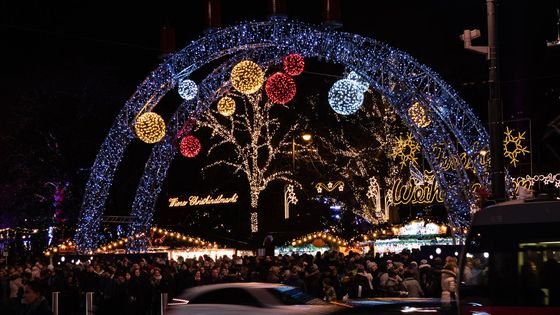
[44,239,76,256]
[134,112,166,144]
[289,232,348,247]
[230,60,264,95]
[217,96,236,116]
[503,127,529,167]
[408,102,431,128]
[250,212,258,233]
[150,227,216,248]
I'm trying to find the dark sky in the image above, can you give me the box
[1,0,559,231]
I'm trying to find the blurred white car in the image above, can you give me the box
[167,282,343,315]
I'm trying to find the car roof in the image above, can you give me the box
[472,200,560,226]
[179,282,294,298]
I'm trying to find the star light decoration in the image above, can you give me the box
[217,96,236,116]
[408,102,431,128]
[283,53,305,76]
[178,78,198,101]
[503,127,529,167]
[390,132,421,168]
[134,112,166,144]
[179,135,201,158]
[265,72,297,104]
[230,60,265,95]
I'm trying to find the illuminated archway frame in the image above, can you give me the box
[75,19,489,251]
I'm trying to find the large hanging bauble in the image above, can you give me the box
[217,96,236,116]
[230,60,264,94]
[134,112,166,144]
[347,71,369,93]
[328,79,364,115]
[408,102,431,128]
[265,72,296,104]
[180,135,201,158]
[177,79,198,100]
[283,54,305,76]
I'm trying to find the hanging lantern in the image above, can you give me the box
[230,60,264,94]
[328,79,364,115]
[180,135,201,158]
[178,79,198,101]
[134,112,166,144]
[265,72,296,104]
[217,96,236,116]
[283,54,305,76]
[408,102,431,128]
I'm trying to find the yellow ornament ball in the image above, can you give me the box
[134,112,166,144]
[217,96,236,116]
[230,60,264,94]
[408,102,431,128]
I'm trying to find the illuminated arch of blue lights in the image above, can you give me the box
[75,18,489,252]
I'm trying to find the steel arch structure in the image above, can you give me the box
[75,19,489,252]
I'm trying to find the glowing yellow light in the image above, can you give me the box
[45,252,50,256]
[291,242,296,246]
[230,60,264,94]
[134,112,166,144]
[390,132,421,168]
[53,248,58,253]
[301,133,312,141]
[503,127,529,167]
[408,102,431,128]
[217,96,236,116]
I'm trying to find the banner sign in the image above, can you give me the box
[168,193,238,208]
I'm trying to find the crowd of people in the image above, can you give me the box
[0,249,470,315]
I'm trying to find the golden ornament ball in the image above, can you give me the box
[134,112,166,144]
[230,60,264,94]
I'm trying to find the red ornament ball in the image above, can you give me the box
[265,72,296,104]
[283,54,305,76]
[180,135,201,158]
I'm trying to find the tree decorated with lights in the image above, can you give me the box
[195,70,301,232]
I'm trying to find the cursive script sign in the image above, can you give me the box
[168,193,238,207]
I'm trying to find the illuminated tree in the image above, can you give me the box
[195,89,300,232]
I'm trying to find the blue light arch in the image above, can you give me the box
[75,19,489,252]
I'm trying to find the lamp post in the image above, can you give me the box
[292,133,313,172]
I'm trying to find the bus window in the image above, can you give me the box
[459,223,560,307]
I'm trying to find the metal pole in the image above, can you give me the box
[160,293,168,315]
[292,136,295,172]
[85,292,94,315]
[487,0,506,201]
[51,292,59,315]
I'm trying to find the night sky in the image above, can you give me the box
[1,1,559,240]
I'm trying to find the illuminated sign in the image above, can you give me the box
[391,172,445,205]
[168,193,238,207]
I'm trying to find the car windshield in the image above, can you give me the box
[460,222,560,307]
[268,286,329,305]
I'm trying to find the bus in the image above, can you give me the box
[458,200,560,315]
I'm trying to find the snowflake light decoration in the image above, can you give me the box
[390,132,421,168]
[503,127,529,167]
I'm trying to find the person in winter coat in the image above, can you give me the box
[402,270,424,297]
[20,281,53,315]
[441,264,457,302]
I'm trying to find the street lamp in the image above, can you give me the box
[292,133,313,172]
